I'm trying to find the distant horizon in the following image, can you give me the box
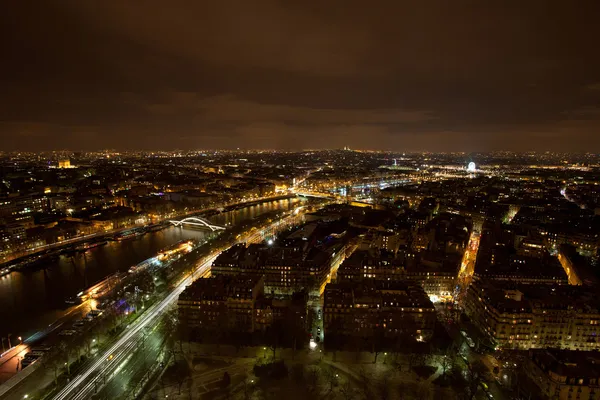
[1,148,599,155]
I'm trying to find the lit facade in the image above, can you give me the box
[526,349,600,400]
[466,280,600,351]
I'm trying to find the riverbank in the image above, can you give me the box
[0,196,303,342]
[0,194,296,276]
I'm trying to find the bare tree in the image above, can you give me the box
[322,366,339,395]
[306,366,321,396]
[376,372,393,400]
[42,348,62,386]
[59,341,71,376]
[240,376,256,400]
[371,327,386,364]
[357,367,372,400]
[441,351,455,377]
[339,381,357,400]
[463,359,488,400]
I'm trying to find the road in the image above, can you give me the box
[0,205,315,400]
[50,208,307,400]
[0,252,217,400]
[49,252,219,400]
[92,320,168,399]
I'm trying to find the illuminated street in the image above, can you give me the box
[456,219,482,305]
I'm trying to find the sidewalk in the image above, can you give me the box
[0,345,29,384]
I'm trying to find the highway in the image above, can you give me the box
[50,253,219,400]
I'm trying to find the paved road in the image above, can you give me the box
[93,321,167,399]
[1,207,311,400]
[50,253,219,400]
[0,345,29,385]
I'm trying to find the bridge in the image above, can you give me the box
[169,217,226,231]
[294,191,337,199]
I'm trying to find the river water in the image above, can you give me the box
[0,197,302,339]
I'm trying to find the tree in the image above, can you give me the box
[306,366,320,396]
[59,341,71,376]
[440,351,456,377]
[42,348,62,386]
[357,367,372,400]
[240,376,256,400]
[322,366,339,395]
[71,334,84,363]
[376,372,393,400]
[371,326,386,364]
[267,319,284,361]
[170,361,192,395]
[339,381,357,400]
[350,335,363,362]
[221,371,231,388]
[463,359,488,400]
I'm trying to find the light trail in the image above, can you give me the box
[52,207,311,400]
[52,254,219,400]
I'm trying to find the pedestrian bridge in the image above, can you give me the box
[169,217,226,231]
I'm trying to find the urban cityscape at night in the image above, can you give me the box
[0,151,599,400]
[2,1,600,400]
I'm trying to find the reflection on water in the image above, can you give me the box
[0,198,301,338]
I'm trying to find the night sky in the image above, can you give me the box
[2,1,600,152]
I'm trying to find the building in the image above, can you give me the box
[407,251,460,300]
[178,275,264,334]
[525,348,600,400]
[465,279,600,351]
[211,243,335,295]
[336,249,458,300]
[58,159,71,168]
[323,279,436,349]
[558,244,598,286]
[212,221,357,295]
[543,226,599,257]
[0,195,50,220]
[178,275,308,346]
[475,223,569,285]
[474,252,568,285]
[253,290,308,334]
[358,231,406,254]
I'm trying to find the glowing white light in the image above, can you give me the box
[309,339,317,350]
[429,294,439,303]
[467,162,476,172]
[267,239,274,245]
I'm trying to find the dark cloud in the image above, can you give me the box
[1,0,599,151]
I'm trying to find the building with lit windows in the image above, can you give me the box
[465,279,600,351]
[211,221,357,295]
[178,275,264,333]
[525,348,600,400]
[323,279,436,348]
[336,249,458,299]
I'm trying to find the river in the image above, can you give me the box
[0,197,303,340]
